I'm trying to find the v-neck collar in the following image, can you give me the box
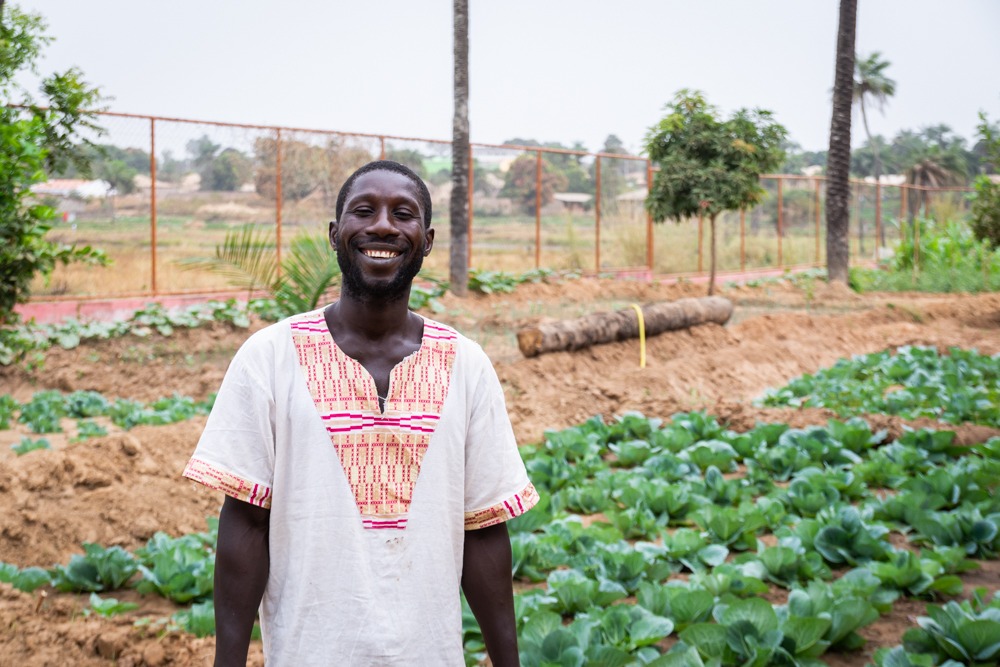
[288,309,460,529]
[323,316,429,416]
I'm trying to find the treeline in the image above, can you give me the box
[781,122,1000,181]
[52,123,999,206]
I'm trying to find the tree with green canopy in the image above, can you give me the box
[644,90,786,295]
[500,154,569,215]
[0,1,107,326]
[969,112,1000,248]
[902,129,968,221]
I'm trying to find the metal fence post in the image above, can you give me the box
[875,180,882,251]
[149,118,158,295]
[855,182,863,258]
[275,128,283,275]
[535,151,542,269]
[646,160,654,273]
[595,157,602,272]
[776,177,784,267]
[467,143,474,269]
[740,207,746,272]
[814,177,821,264]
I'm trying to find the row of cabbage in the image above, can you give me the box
[0,300,255,365]
[1,389,215,455]
[0,267,565,365]
[0,521,224,638]
[759,345,999,428]
[487,407,999,667]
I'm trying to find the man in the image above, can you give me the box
[183,160,537,666]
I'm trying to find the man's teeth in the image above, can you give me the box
[363,249,400,259]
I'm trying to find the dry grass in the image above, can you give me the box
[36,206,882,297]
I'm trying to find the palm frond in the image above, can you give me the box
[177,223,278,293]
[273,233,340,315]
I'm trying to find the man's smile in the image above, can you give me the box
[360,247,403,260]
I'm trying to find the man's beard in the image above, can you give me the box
[336,243,424,305]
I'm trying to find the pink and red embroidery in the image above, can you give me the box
[464,483,539,530]
[183,458,273,509]
[290,312,457,529]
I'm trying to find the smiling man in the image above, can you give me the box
[183,160,537,666]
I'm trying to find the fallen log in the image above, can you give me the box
[516,296,733,358]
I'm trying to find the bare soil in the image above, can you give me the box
[1,277,998,666]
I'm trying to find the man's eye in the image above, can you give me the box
[394,210,415,220]
[352,207,373,216]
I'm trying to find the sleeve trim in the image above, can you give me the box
[464,482,538,530]
[183,457,272,509]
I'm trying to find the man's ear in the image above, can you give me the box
[423,227,435,256]
[328,220,338,247]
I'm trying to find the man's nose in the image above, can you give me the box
[368,207,399,236]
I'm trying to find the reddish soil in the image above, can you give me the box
[1,277,998,665]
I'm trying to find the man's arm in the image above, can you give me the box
[214,495,270,667]
[462,522,518,667]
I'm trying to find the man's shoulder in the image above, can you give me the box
[232,309,310,361]
[419,315,487,361]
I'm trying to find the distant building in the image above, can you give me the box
[862,174,906,186]
[31,179,109,199]
[553,192,593,212]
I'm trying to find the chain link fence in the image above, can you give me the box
[30,111,975,299]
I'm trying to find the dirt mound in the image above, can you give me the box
[0,421,220,567]
[0,583,264,667]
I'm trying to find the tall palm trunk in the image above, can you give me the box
[826,0,857,285]
[449,0,470,297]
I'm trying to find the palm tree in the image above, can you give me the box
[853,52,896,185]
[826,0,857,285]
[904,149,966,220]
[449,0,470,297]
[853,52,895,250]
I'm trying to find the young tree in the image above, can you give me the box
[449,0,470,296]
[970,112,1000,248]
[202,149,252,192]
[253,137,324,202]
[98,159,137,221]
[499,154,569,214]
[644,90,786,295]
[0,2,107,326]
[826,0,858,285]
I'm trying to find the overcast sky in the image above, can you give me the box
[17,0,1000,155]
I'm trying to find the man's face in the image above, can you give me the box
[330,170,434,303]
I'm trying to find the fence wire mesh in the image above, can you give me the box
[27,111,976,300]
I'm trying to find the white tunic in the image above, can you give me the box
[183,309,537,666]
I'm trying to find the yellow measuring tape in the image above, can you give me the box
[628,303,646,368]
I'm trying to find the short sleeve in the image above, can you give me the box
[463,355,538,530]
[182,340,276,509]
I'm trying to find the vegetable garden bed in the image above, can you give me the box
[0,278,997,665]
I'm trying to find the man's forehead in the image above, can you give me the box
[347,170,421,201]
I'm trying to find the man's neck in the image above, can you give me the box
[329,290,414,343]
